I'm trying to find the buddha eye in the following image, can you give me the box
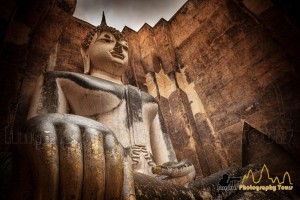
[101,38,112,42]
[98,34,114,43]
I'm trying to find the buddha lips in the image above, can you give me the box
[110,50,125,60]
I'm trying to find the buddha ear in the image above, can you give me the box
[80,47,90,74]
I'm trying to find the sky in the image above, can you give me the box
[73,0,187,31]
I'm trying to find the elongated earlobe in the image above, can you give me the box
[80,48,90,74]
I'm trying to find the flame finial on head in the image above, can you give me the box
[101,11,106,25]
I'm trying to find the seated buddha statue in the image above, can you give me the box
[14,14,196,200]
[5,12,293,200]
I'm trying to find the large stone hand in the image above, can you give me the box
[18,113,134,200]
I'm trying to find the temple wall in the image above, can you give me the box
[123,0,300,177]
[0,0,77,151]
[1,0,299,179]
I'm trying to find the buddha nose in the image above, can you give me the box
[113,42,123,53]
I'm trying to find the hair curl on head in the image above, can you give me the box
[81,24,125,50]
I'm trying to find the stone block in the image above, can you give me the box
[218,122,244,167]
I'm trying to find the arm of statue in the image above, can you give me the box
[18,113,135,200]
[149,109,196,186]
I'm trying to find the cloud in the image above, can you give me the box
[73,0,187,31]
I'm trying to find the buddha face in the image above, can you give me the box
[83,31,129,76]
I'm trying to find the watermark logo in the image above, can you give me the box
[217,174,241,191]
[217,164,293,192]
[239,164,293,192]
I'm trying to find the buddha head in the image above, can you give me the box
[81,13,129,81]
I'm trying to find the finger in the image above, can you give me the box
[122,150,136,200]
[104,132,124,200]
[24,120,59,200]
[57,123,83,199]
[81,127,105,199]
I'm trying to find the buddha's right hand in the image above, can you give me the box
[152,160,196,187]
[18,113,135,200]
